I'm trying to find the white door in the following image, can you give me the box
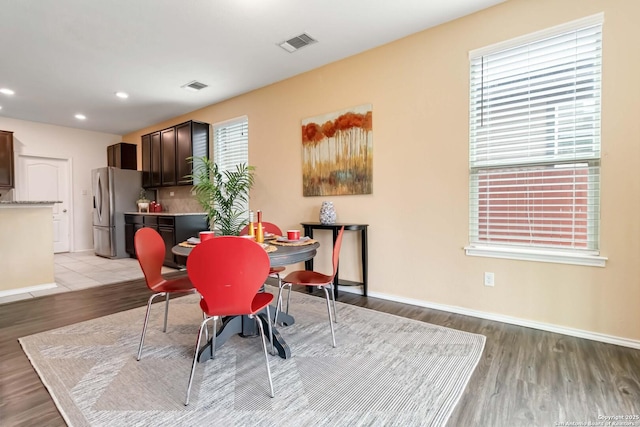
[18,156,71,253]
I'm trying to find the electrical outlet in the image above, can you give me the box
[484,272,495,287]
[170,191,175,197]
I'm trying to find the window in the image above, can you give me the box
[213,116,250,217]
[466,14,606,267]
[213,116,249,174]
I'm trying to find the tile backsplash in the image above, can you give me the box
[157,186,203,213]
[0,189,15,201]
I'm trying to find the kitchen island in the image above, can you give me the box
[0,201,59,296]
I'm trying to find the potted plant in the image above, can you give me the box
[188,156,255,236]
[136,188,150,212]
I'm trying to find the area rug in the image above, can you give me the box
[19,288,485,427]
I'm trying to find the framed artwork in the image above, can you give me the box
[301,104,373,196]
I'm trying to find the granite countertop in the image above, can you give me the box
[0,201,61,205]
[124,211,206,216]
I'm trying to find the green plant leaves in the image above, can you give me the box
[187,156,255,236]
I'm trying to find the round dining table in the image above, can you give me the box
[171,239,320,360]
[171,239,320,268]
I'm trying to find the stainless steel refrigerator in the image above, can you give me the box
[92,167,142,258]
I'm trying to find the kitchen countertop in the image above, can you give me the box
[0,201,61,205]
[124,211,206,216]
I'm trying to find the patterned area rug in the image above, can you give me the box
[20,288,485,427]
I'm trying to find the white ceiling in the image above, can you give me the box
[0,0,504,135]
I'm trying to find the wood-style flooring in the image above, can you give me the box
[1,274,639,426]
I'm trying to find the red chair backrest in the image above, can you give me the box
[134,227,166,289]
[186,236,271,316]
[330,226,345,280]
[239,221,283,236]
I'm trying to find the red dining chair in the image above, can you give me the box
[276,226,344,348]
[134,227,195,361]
[240,221,287,299]
[185,236,275,405]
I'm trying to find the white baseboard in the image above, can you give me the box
[0,282,57,298]
[337,285,640,350]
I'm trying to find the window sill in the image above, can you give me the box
[464,245,607,267]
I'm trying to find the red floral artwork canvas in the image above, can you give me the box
[301,104,373,196]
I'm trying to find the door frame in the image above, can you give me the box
[15,155,74,253]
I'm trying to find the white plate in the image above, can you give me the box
[276,236,310,243]
[186,237,201,245]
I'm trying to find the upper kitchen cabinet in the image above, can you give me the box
[141,134,151,187]
[0,130,15,189]
[107,142,137,170]
[142,131,162,188]
[161,127,176,186]
[142,120,209,189]
[176,121,209,185]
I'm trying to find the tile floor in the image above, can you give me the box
[0,251,179,305]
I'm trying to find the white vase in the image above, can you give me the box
[319,201,337,225]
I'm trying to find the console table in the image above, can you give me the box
[301,222,368,298]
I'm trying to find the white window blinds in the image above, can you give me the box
[213,116,250,220]
[213,117,249,174]
[468,16,602,252]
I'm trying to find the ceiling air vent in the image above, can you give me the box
[278,33,317,53]
[181,80,208,92]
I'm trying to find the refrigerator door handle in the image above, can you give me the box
[95,172,103,224]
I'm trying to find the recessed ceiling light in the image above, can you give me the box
[0,88,15,95]
[75,114,86,120]
[115,91,129,99]
[0,106,2,110]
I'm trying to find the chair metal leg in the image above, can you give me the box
[275,274,292,315]
[264,305,274,355]
[163,293,170,333]
[251,314,275,398]
[330,282,338,323]
[285,284,292,315]
[202,312,209,342]
[274,284,284,326]
[275,283,294,326]
[199,295,210,341]
[185,316,215,406]
[321,286,337,348]
[137,293,163,361]
[211,317,218,359]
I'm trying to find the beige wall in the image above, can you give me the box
[124,0,640,342]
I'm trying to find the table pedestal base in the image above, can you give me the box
[197,310,291,362]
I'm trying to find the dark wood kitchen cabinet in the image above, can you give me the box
[125,213,207,268]
[0,130,14,189]
[176,121,209,185]
[150,132,161,187]
[107,142,137,170]
[161,128,176,186]
[124,215,144,255]
[141,132,162,188]
[141,134,151,187]
[158,216,176,266]
[141,120,209,189]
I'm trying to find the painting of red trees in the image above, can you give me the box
[302,104,373,196]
